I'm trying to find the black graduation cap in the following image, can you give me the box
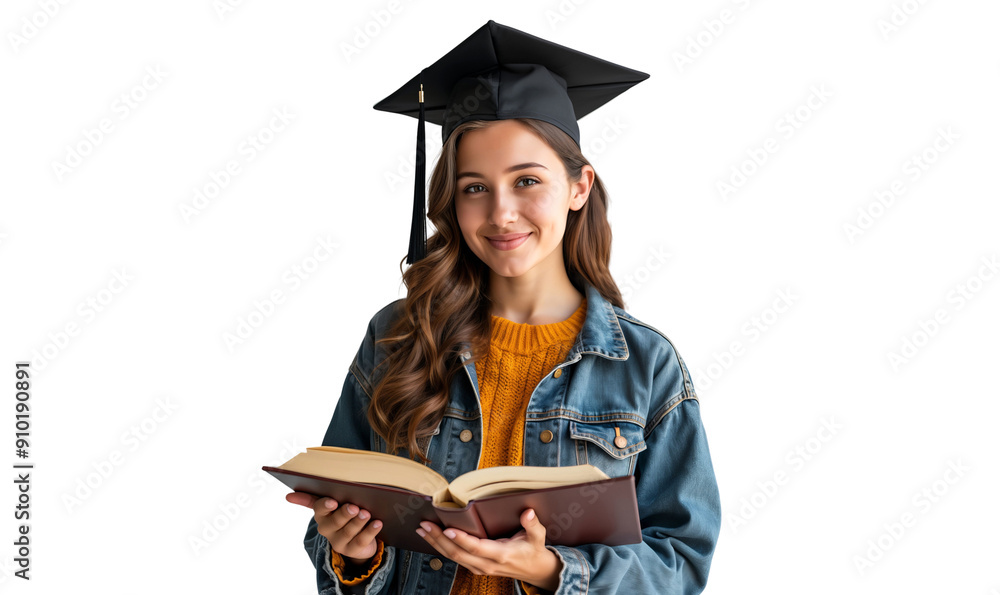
[373,19,650,265]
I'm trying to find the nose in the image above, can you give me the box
[487,186,517,228]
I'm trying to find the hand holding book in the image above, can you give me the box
[285,491,382,566]
[414,507,563,591]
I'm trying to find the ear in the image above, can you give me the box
[569,165,595,211]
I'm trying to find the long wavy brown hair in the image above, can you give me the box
[367,118,624,464]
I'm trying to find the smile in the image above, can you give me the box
[486,233,530,250]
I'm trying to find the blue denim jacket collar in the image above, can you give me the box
[569,281,629,362]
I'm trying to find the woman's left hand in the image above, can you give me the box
[416,508,562,591]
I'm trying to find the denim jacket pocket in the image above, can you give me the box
[568,420,647,477]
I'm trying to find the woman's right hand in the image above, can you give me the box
[286,492,384,564]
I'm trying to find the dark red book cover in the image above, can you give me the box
[264,466,642,556]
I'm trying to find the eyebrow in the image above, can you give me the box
[456,162,549,179]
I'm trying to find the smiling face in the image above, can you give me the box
[453,119,590,283]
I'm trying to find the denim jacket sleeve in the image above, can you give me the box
[518,353,722,594]
[303,308,400,595]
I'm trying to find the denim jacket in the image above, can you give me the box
[304,281,722,594]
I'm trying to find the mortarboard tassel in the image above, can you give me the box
[406,72,427,265]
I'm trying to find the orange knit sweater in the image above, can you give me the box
[332,298,588,595]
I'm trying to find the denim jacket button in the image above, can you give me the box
[614,426,628,448]
[429,557,443,570]
[553,368,562,378]
[459,429,473,442]
[540,430,554,443]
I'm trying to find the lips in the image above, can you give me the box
[486,232,530,251]
[486,233,530,241]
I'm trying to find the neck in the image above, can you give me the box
[487,271,584,325]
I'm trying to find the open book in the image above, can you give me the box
[264,446,642,555]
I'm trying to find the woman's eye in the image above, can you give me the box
[463,178,538,194]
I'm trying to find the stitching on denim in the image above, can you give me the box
[442,406,480,420]
[646,394,698,437]
[546,545,574,595]
[349,357,373,400]
[570,420,646,458]
[614,314,696,396]
[564,291,629,361]
[526,409,646,426]
[570,546,589,593]
[677,353,696,397]
[400,549,412,590]
[572,432,647,459]
[647,390,684,430]
[615,315,675,347]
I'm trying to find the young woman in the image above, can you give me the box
[286,19,722,595]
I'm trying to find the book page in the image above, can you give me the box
[278,446,450,497]
[443,464,609,507]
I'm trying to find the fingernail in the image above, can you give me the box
[372,521,382,529]
[444,529,456,538]
[348,505,358,514]
[359,510,369,520]
[415,528,426,537]
[325,500,336,509]
[419,521,432,532]
[526,509,535,520]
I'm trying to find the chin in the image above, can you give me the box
[486,264,524,278]
[482,257,531,279]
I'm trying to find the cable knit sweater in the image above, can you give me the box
[331,298,588,595]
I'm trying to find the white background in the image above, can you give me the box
[1,0,998,593]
